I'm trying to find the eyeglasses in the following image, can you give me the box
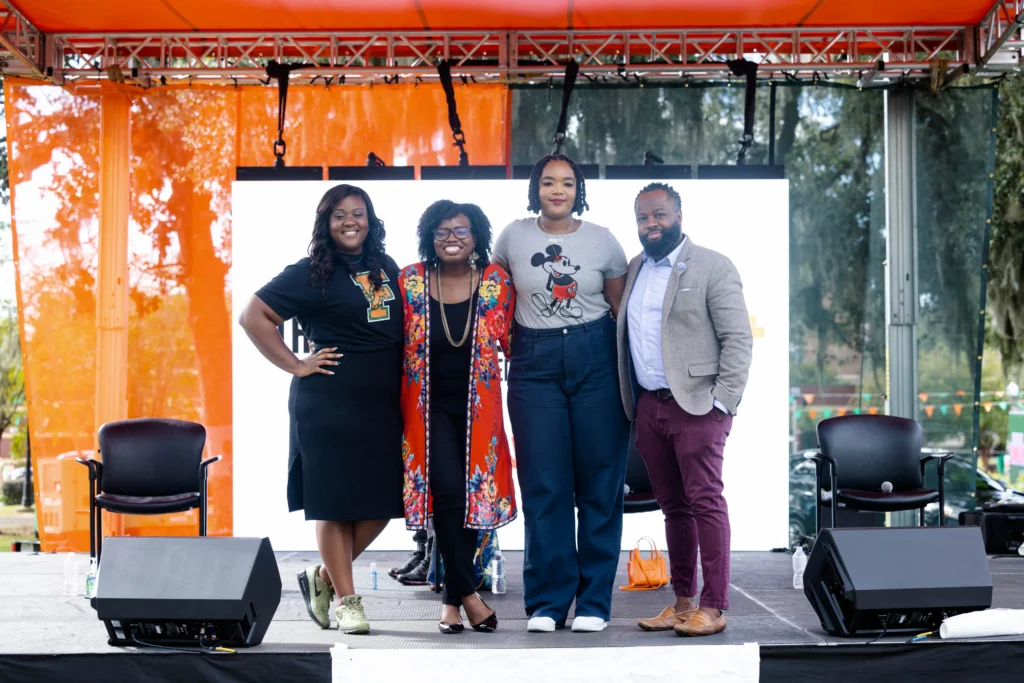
[433,227,472,241]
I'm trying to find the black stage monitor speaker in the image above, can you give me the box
[420,165,506,180]
[960,504,1024,554]
[93,536,281,648]
[605,164,692,180]
[803,526,992,637]
[235,166,323,181]
[512,163,600,180]
[329,165,415,181]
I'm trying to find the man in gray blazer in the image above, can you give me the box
[617,182,752,637]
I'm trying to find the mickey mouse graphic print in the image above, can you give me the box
[492,218,628,329]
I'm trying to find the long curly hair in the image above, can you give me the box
[527,153,589,215]
[416,199,493,267]
[308,184,387,290]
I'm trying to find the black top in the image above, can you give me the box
[429,291,477,400]
[256,255,403,352]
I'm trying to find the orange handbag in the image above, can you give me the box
[620,537,670,591]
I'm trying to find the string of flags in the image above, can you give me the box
[792,390,1020,420]
[793,390,1016,404]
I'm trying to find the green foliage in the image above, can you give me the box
[784,86,887,395]
[1,480,20,506]
[0,313,23,437]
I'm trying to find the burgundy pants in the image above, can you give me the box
[635,391,732,610]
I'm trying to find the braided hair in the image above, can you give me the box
[308,184,387,291]
[526,153,589,216]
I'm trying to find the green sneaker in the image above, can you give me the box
[297,565,334,629]
[337,595,370,634]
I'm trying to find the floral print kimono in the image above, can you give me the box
[398,262,518,531]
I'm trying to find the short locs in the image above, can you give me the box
[527,153,589,215]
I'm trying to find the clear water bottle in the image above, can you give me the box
[63,553,79,596]
[792,546,808,589]
[85,558,98,598]
[369,562,378,591]
[491,551,506,595]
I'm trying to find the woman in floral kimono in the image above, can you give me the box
[399,199,517,634]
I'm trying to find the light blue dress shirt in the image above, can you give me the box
[627,238,728,414]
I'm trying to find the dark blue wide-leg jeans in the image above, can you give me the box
[507,315,629,623]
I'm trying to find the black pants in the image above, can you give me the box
[430,402,480,608]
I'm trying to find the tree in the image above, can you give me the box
[989,71,1024,381]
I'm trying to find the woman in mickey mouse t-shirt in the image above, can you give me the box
[491,154,630,634]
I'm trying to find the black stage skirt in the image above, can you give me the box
[286,346,404,521]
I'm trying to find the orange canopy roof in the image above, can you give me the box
[22,0,999,33]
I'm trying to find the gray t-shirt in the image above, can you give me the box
[493,217,628,329]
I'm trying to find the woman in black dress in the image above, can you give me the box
[238,184,404,634]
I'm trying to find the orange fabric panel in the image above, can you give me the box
[238,83,507,168]
[5,81,238,550]
[5,80,102,552]
[123,87,237,539]
[18,0,998,32]
[572,0,812,29]
[805,0,993,26]
[7,79,506,550]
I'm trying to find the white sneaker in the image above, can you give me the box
[527,616,557,632]
[571,616,608,632]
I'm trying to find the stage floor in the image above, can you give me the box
[3,549,1023,653]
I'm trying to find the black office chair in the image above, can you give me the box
[804,414,954,534]
[76,418,220,563]
[624,421,661,514]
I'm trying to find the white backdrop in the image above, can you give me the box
[232,179,789,552]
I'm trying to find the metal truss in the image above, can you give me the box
[0,0,44,78]
[975,0,1024,71]
[0,1,1020,86]
[510,27,990,81]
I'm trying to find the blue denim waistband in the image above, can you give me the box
[513,313,614,339]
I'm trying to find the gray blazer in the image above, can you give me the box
[616,238,753,421]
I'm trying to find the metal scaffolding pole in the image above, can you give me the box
[884,88,920,528]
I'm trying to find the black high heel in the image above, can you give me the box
[471,601,498,633]
[438,621,465,634]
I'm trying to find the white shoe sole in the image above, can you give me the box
[527,617,557,633]
[572,619,608,633]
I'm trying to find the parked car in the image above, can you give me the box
[788,455,1024,547]
[2,466,25,483]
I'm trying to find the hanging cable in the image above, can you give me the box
[726,58,759,165]
[552,58,580,154]
[266,60,305,169]
[437,60,469,166]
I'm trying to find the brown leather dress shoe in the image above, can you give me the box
[638,606,698,632]
[674,610,727,636]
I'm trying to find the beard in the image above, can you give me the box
[640,221,684,261]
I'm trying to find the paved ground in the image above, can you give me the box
[3,549,1022,654]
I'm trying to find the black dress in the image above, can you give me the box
[256,254,405,521]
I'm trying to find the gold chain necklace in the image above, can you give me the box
[436,263,476,348]
[538,216,579,244]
